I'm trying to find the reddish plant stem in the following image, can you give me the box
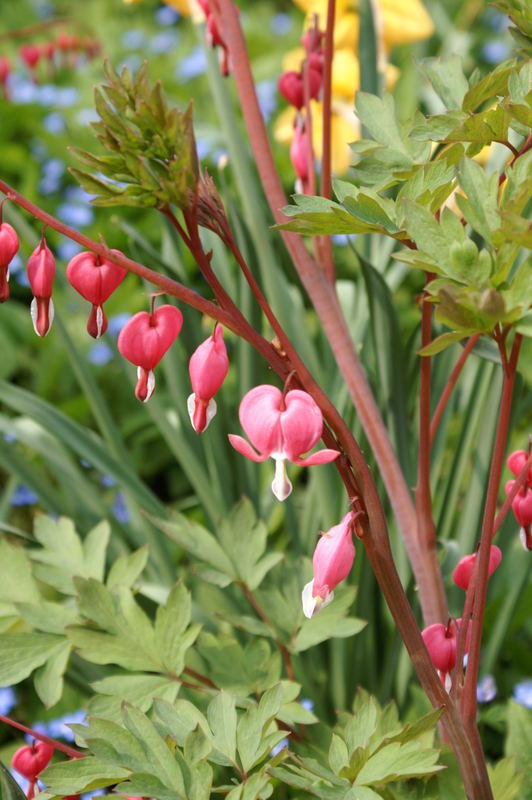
[0,18,81,43]
[499,131,532,186]
[492,451,532,538]
[240,583,295,681]
[318,0,336,285]
[217,0,449,628]
[462,333,522,729]
[0,180,236,331]
[302,60,317,199]
[183,666,217,690]
[0,714,84,759]
[415,275,448,619]
[430,334,480,445]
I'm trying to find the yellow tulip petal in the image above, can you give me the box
[334,13,359,50]
[282,47,306,73]
[380,0,434,47]
[310,100,359,174]
[274,106,297,146]
[163,0,205,21]
[332,49,360,99]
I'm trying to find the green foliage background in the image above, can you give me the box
[0,0,531,798]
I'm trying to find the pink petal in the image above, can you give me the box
[507,450,528,477]
[421,623,456,673]
[27,240,55,298]
[295,448,340,466]
[66,250,127,305]
[280,390,324,460]
[312,513,355,597]
[189,325,229,401]
[117,305,182,370]
[452,545,502,591]
[513,491,532,527]
[228,434,268,463]
[238,385,283,456]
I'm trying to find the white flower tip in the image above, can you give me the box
[272,457,292,502]
[187,393,217,433]
[301,580,334,619]
[95,304,104,338]
[30,296,54,337]
[137,366,155,403]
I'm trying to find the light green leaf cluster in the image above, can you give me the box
[270,690,443,799]
[71,60,198,210]
[278,56,532,354]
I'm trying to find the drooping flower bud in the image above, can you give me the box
[229,384,339,501]
[188,324,229,433]
[11,740,54,781]
[453,545,502,591]
[0,56,10,90]
[507,449,532,486]
[19,44,41,71]
[66,250,128,338]
[290,125,309,185]
[302,512,355,618]
[27,235,55,337]
[0,221,19,303]
[421,618,470,677]
[278,68,322,110]
[117,303,183,402]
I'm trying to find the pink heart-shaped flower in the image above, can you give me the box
[66,250,127,306]
[11,741,54,780]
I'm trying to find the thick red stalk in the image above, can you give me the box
[0,714,84,759]
[415,275,448,621]
[430,334,480,445]
[216,0,450,627]
[319,0,336,285]
[462,334,522,728]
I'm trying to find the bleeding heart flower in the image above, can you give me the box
[187,324,229,433]
[453,545,502,591]
[506,480,532,527]
[117,303,183,402]
[27,235,55,337]
[278,68,322,110]
[0,222,19,303]
[302,512,355,618]
[228,384,339,501]
[11,740,54,781]
[19,44,41,71]
[422,618,470,677]
[290,125,309,185]
[507,449,532,486]
[66,250,127,338]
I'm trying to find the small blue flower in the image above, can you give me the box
[55,87,80,107]
[57,240,82,262]
[47,710,87,741]
[30,139,48,161]
[270,738,289,757]
[64,185,93,205]
[0,686,16,715]
[270,13,293,36]
[15,271,31,288]
[107,312,132,338]
[77,108,99,126]
[150,31,180,54]
[101,474,116,488]
[177,47,206,81]
[121,29,146,50]
[196,138,212,160]
[112,492,130,524]
[88,342,113,366]
[43,112,66,134]
[37,83,58,107]
[9,74,39,104]
[10,769,31,794]
[57,204,94,228]
[10,485,38,506]
[80,458,91,469]
[24,720,49,744]
[300,698,314,712]
[156,5,180,25]
[4,432,18,443]
[482,40,510,64]
[332,234,349,246]
[120,55,142,74]
[489,13,510,32]
[513,679,532,709]
[477,675,497,703]
[256,80,277,124]
[7,254,22,274]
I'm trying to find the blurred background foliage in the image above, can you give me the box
[0,0,530,794]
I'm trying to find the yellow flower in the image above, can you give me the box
[161,0,205,21]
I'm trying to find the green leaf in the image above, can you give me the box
[354,741,443,785]
[418,331,472,356]
[344,697,378,754]
[355,94,410,157]
[456,158,500,242]
[207,691,237,764]
[89,674,179,723]
[292,587,366,652]
[123,704,186,794]
[116,774,183,800]
[402,200,449,265]
[184,726,212,765]
[106,547,149,590]
[82,521,111,581]
[462,61,516,112]
[34,640,71,708]
[488,756,526,800]
[329,734,350,775]
[41,756,130,794]
[0,759,27,800]
[0,632,66,685]
[421,56,469,110]
[148,513,235,580]
[0,541,40,605]
[505,701,532,796]
[155,582,201,674]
